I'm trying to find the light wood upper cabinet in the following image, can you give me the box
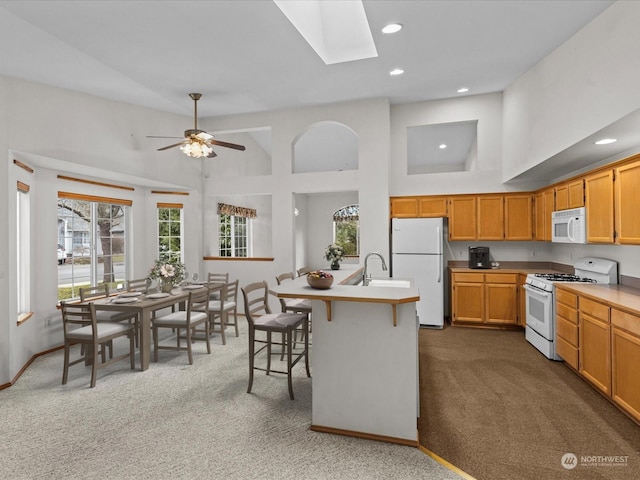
[614,160,640,244]
[585,169,615,243]
[448,196,477,241]
[568,179,585,208]
[504,194,533,240]
[390,196,447,218]
[390,197,418,218]
[534,188,554,241]
[418,196,448,217]
[477,195,504,240]
[555,179,585,211]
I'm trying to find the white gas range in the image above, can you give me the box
[524,257,618,360]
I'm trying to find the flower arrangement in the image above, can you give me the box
[146,256,186,287]
[325,243,344,269]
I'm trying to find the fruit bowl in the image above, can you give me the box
[306,270,334,289]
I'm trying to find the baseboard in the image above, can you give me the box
[0,345,63,391]
[310,424,419,447]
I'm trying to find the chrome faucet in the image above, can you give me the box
[363,252,388,286]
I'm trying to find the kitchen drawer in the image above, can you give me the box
[485,273,517,284]
[557,289,578,309]
[612,308,640,337]
[556,336,579,370]
[453,273,484,283]
[579,297,610,322]
[556,316,578,346]
[556,302,578,324]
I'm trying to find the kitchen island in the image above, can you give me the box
[271,264,421,446]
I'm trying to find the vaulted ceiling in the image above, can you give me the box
[0,1,614,118]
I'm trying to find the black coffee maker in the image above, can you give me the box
[468,246,491,269]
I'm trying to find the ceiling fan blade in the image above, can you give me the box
[208,139,246,151]
[147,135,184,139]
[157,141,186,151]
[206,150,218,158]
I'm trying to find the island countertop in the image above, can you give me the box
[271,264,420,306]
[273,264,421,446]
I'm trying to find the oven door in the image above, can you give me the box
[524,284,554,340]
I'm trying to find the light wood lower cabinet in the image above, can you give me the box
[451,273,484,323]
[451,272,518,327]
[579,306,611,396]
[611,308,640,423]
[555,288,579,370]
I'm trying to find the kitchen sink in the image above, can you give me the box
[367,279,411,288]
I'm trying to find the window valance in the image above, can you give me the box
[217,203,257,218]
[333,204,359,223]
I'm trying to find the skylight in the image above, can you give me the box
[274,0,378,65]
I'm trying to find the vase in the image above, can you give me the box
[330,261,340,270]
[161,277,174,293]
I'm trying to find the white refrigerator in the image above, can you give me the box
[391,217,444,328]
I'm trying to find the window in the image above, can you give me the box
[157,204,183,262]
[57,193,130,301]
[219,214,250,257]
[333,204,359,256]
[17,182,31,321]
[217,202,255,258]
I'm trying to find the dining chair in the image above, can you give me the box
[152,286,211,365]
[275,272,312,350]
[296,266,312,277]
[199,279,240,344]
[275,272,312,315]
[60,302,136,388]
[80,284,140,350]
[207,272,229,300]
[127,278,150,293]
[241,281,310,400]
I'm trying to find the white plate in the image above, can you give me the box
[184,285,205,290]
[112,297,139,304]
[119,291,142,298]
[147,292,170,299]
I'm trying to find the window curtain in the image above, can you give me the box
[217,203,257,218]
[333,204,359,223]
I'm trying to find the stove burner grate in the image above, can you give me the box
[534,273,596,283]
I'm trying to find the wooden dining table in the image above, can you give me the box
[91,283,222,371]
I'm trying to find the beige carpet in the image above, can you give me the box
[1,323,463,480]
[418,325,640,480]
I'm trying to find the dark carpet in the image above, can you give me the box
[418,325,640,480]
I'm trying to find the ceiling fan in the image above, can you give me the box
[148,93,246,158]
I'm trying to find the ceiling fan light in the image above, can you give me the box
[180,139,213,158]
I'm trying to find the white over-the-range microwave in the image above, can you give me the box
[551,207,587,244]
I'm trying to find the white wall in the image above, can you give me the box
[1,77,204,385]
[305,192,359,270]
[502,1,640,181]
[201,98,390,292]
[389,93,532,195]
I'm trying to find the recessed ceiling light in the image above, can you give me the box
[439,144,447,149]
[390,68,404,76]
[382,23,403,34]
[457,87,469,93]
[595,138,617,145]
